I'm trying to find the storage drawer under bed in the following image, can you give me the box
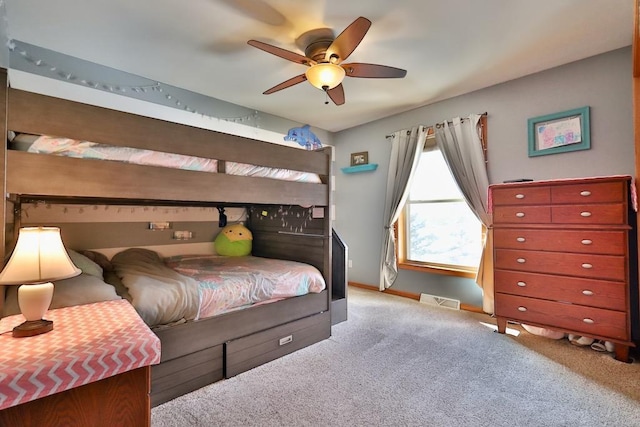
[225,311,331,378]
[151,344,223,407]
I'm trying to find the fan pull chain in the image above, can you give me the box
[322,86,329,105]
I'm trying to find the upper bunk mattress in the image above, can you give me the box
[11,134,321,183]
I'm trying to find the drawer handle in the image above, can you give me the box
[516,237,526,242]
[581,263,593,269]
[583,318,595,325]
[580,211,592,217]
[580,190,592,197]
[516,281,527,287]
[515,212,525,218]
[581,239,593,245]
[518,306,527,312]
[582,290,594,296]
[279,335,293,346]
[517,258,526,264]
[515,194,525,199]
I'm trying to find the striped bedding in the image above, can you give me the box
[11,134,321,183]
[165,254,326,320]
[111,249,325,328]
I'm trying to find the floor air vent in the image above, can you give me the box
[419,293,461,310]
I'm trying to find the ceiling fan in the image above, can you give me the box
[247,16,407,105]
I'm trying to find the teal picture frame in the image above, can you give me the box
[528,106,590,157]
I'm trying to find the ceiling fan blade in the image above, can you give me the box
[342,63,407,78]
[221,0,287,26]
[326,84,345,106]
[248,40,313,65]
[263,74,307,94]
[325,17,371,63]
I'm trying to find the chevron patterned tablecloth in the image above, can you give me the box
[0,299,161,411]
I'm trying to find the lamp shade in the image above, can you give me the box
[305,63,346,90]
[0,227,81,284]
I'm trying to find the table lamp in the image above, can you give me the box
[0,226,81,337]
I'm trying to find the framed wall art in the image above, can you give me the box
[350,151,369,166]
[527,106,590,157]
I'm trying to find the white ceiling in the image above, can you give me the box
[4,0,634,132]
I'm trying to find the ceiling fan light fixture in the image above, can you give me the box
[249,16,405,105]
[305,63,345,91]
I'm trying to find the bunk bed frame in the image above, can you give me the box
[0,70,336,406]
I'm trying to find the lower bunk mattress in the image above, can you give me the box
[111,248,326,328]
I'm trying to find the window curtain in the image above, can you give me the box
[435,115,494,313]
[380,126,427,290]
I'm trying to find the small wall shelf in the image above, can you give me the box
[341,163,378,174]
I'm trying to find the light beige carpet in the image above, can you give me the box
[152,287,640,426]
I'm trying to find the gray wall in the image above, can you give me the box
[7,41,333,145]
[333,47,633,307]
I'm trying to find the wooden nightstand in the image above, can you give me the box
[0,299,161,427]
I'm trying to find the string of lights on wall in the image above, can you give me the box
[6,39,260,126]
[20,202,245,222]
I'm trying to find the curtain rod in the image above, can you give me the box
[385,112,487,138]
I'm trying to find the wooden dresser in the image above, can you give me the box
[491,176,639,362]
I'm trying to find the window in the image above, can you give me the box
[398,146,483,277]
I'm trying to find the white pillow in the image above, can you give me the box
[67,249,103,278]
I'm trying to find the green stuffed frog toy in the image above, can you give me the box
[214,223,253,256]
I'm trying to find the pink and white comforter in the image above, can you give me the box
[165,254,326,320]
[111,249,325,328]
[20,134,321,183]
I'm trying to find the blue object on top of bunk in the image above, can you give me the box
[284,125,322,150]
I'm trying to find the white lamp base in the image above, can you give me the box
[14,282,55,338]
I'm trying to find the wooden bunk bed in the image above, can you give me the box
[0,69,337,407]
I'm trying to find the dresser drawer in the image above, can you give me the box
[551,181,625,204]
[491,185,550,206]
[494,269,627,311]
[493,206,550,224]
[495,293,628,340]
[493,229,626,255]
[551,204,626,225]
[494,249,626,281]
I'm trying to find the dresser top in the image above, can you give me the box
[489,175,632,189]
